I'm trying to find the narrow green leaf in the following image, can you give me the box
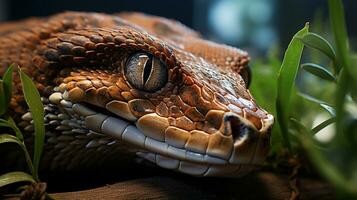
[0,171,35,188]
[328,0,354,145]
[276,23,309,152]
[0,122,12,129]
[0,65,14,116]
[298,92,330,105]
[298,92,336,116]
[290,118,357,196]
[0,134,35,177]
[328,0,351,75]
[7,117,24,141]
[311,117,336,134]
[320,104,336,117]
[350,54,357,102]
[2,65,14,110]
[301,63,336,82]
[0,118,24,141]
[298,33,336,62]
[0,81,5,116]
[0,133,23,146]
[19,69,45,181]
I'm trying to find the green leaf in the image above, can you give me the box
[301,63,336,82]
[19,69,45,182]
[276,23,309,152]
[328,0,351,75]
[0,81,5,116]
[298,92,329,105]
[7,117,24,141]
[2,65,14,110]
[0,133,23,146]
[298,92,336,116]
[0,122,11,129]
[320,104,336,117]
[0,118,24,141]
[298,33,336,63]
[0,65,14,116]
[0,134,35,177]
[290,118,357,196]
[350,55,357,101]
[311,117,336,134]
[328,0,354,145]
[0,171,35,188]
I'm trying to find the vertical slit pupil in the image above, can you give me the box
[143,55,153,85]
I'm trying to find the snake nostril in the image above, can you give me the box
[221,113,256,142]
[230,116,245,141]
[232,121,255,143]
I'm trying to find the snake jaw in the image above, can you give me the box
[36,85,273,177]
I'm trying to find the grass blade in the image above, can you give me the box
[298,92,331,105]
[298,33,336,63]
[0,81,5,116]
[351,55,357,101]
[0,118,24,141]
[298,92,336,116]
[0,134,35,177]
[276,23,309,152]
[2,65,14,110]
[0,133,23,145]
[311,117,336,134]
[290,118,357,196]
[7,117,24,141]
[319,104,336,117]
[19,69,45,181]
[328,0,351,75]
[0,172,35,188]
[0,65,14,116]
[328,0,354,143]
[301,63,336,82]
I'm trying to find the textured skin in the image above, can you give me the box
[0,12,273,177]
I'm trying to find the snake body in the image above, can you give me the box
[0,12,273,177]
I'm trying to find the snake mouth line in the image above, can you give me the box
[81,102,252,177]
[46,90,269,177]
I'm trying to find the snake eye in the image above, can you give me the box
[124,52,168,92]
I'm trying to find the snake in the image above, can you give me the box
[0,12,274,177]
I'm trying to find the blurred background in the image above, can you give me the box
[0,0,356,57]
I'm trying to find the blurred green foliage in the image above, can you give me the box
[251,0,357,198]
[0,66,46,196]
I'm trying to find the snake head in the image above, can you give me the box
[19,12,273,177]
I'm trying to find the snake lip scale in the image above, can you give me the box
[1,11,274,177]
[35,88,272,177]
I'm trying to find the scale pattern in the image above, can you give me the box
[0,12,273,177]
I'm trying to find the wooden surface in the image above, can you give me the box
[44,171,334,200]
